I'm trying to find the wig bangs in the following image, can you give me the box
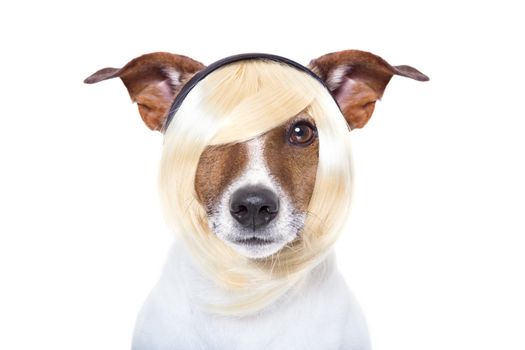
[159,60,353,315]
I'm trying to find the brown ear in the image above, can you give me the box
[308,50,429,129]
[84,52,205,131]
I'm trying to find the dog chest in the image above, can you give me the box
[131,242,370,349]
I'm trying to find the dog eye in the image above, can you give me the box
[288,121,317,146]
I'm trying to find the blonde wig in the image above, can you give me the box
[159,59,354,315]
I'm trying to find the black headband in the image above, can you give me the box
[161,53,337,132]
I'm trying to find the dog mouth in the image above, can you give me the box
[233,237,276,246]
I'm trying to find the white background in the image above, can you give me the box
[0,0,523,349]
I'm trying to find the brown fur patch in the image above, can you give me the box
[308,49,428,129]
[263,116,319,212]
[194,142,248,212]
[84,52,205,131]
[194,116,319,216]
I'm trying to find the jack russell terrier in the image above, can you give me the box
[85,50,428,349]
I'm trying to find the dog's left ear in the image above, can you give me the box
[84,52,205,131]
[308,50,429,129]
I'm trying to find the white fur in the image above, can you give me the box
[209,136,303,259]
[132,240,371,350]
[326,65,350,91]
[162,67,181,86]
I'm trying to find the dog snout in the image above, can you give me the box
[229,186,279,230]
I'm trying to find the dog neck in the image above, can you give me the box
[163,238,338,317]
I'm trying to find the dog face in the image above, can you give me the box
[85,50,428,259]
[194,114,318,258]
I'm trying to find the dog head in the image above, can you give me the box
[193,112,318,259]
[85,51,427,261]
[85,51,427,314]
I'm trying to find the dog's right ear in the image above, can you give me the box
[84,52,205,131]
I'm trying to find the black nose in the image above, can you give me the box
[229,186,279,229]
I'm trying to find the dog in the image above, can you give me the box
[85,50,428,349]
